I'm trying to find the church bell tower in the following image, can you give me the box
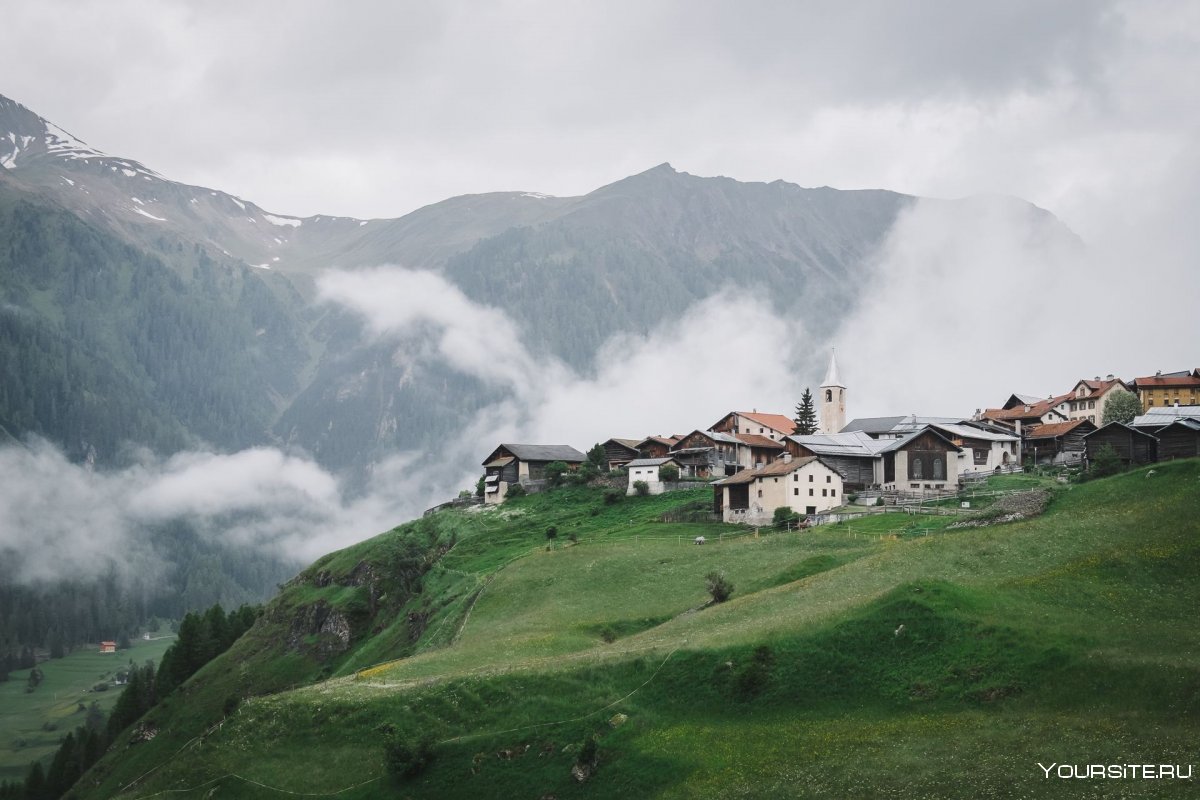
[819,349,846,434]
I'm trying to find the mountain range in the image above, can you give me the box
[0,90,1077,490]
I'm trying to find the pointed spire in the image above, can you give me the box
[820,348,844,388]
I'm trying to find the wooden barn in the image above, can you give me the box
[601,438,642,471]
[635,436,678,460]
[1022,419,1096,465]
[1083,423,1158,466]
[1154,419,1200,460]
[481,443,585,504]
[669,430,740,477]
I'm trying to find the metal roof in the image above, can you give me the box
[841,416,907,435]
[787,430,894,457]
[625,457,679,468]
[493,444,586,463]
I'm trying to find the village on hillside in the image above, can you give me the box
[476,353,1200,527]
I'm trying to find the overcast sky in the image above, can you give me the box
[0,1,1194,236]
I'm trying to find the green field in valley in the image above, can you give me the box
[71,463,1200,799]
[0,636,176,783]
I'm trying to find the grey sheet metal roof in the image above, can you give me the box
[787,430,894,457]
[625,457,678,468]
[500,444,586,462]
[841,416,907,434]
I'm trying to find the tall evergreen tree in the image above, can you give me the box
[793,388,818,435]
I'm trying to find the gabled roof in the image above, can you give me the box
[1082,422,1157,440]
[670,429,740,451]
[841,416,907,435]
[874,426,963,454]
[603,438,643,451]
[1153,418,1200,434]
[982,393,1072,422]
[1071,377,1131,396]
[727,411,797,435]
[1023,419,1095,439]
[733,433,787,449]
[1133,375,1200,388]
[787,430,896,458]
[717,456,823,485]
[636,435,679,449]
[482,444,585,465]
[626,457,680,468]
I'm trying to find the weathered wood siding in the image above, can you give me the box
[1086,427,1157,464]
[1157,426,1200,460]
[604,440,639,468]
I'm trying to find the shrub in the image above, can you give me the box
[576,736,598,768]
[599,626,617,643]
[1088,443,1124,479]
[567,531,579,543]
[544,461,570,487]
[578,462,600,483]
[705,571,733,604]
[633,480,650,496]
[384,733,436,781]
[735,645,775,700]
[545,526,558,541]
[659,464,680,483]
[505,483,526,499]
[772,506,800,528]
[474,477,485,497]
[875,497,885,507]
[603,488,622,505]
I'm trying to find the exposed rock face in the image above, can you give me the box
[286,601,352,660]
[949,490,1052,528]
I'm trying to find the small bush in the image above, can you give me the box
[735,645,775,700]
[705,571,733,604]
[384,733,436,781]
[505,483,527,499]
[579,462,600,483]
[659,464,680,483]
[875,497,885,507]
[545,526,558,541]
[222,695,241,717]
[772,506,800,528]
[567,531,579,543]
[590,506,601,516]
[633,480,650,496]
[576,735,598,768]
[603,488,622,505]
[600,626,617,643]
[544,461,570,487]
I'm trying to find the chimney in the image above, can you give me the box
[1156,370,1162,376]
[1094,375,1101,381]
[782,452,793,464]
[1106,374,1114,380]
[1024,404,1031,413]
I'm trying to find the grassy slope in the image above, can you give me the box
[0,637,176,782]
[79,465,1200,798]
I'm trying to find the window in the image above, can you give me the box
[809,489,814,496]
[826,475,832,483]
[794,488,799,496]
[757,490,762,498]
[809,474,814,482]
[1088,400,1095,409]
[831,489,836,497]
[794,474,798,481]
[911,483,920,488]
[825,389,833,402]
[912,457,924,479]
[933,458,944,479]
[822,489,827,497]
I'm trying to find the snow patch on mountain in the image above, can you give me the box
[263,213,302,228]
[133,207,167,222]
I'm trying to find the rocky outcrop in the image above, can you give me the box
[286,601,353,660]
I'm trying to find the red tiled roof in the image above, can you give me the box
[1134,376,1200,388]
[1024,420,1093,439]
[719,457,820,485]
[737,411,797,434]
[733,433,786,449]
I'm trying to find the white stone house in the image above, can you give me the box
[715,455,844,525]
[625,457,681,495]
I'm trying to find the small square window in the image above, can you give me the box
[822,488,827,497]
[826,475,832,483]
[808,474,814,482]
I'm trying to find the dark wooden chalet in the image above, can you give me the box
[1154,419,1200,461]
[1083,423,1157,466]
[669,430,739,477]
[635,436,678,460]
[482,443,585,501]
[1022,419,1096,465]
[785,431,882,491]
[601,438,642,471]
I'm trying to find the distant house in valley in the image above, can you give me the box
[635,436,679,460]
[601,438,643,471]
[481,444,585,504]
[710,410,798,442]
[1131,369,1200,409]
[715,455,844,524]
[1021,419,1096,465]
[99,641,117,654]
[1064,376,1133,425]
[669,430,741,477]
[625,457,682,495]
[786,426,963,493]
[1083,423,1157,466]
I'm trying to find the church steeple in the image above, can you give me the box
[819,349,846,434]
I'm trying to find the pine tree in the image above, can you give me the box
[793,388,818,435]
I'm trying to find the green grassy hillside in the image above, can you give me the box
[0,637,176,783]
[76,463,1200,798]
